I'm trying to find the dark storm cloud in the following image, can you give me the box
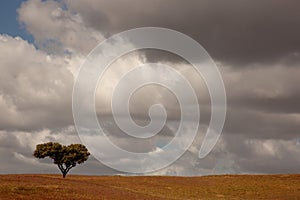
[4,0,298,175]
[64,0,300,66]
[222,134,300,174]
[223,107,300,140]
[232,93,300,114]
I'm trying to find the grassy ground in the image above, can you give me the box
[0,174,299,199]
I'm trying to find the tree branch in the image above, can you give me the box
[65,165,73,174]
[57,163,64,174]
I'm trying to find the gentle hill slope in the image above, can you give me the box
[0,174,299,199]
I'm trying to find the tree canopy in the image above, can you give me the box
[33,142,90,178]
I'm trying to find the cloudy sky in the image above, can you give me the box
[0,0,300,175]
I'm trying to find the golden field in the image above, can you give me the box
[0,174,299,199]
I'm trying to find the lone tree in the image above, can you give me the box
[33,142,90,178]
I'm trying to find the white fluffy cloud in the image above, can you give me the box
[18,0,104,55]
[0,35,74,130]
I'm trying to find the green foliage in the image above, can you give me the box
[33,142,90,178]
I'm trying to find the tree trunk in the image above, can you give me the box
[58,164,73,178]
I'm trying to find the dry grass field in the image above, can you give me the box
[0,174,299,200]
